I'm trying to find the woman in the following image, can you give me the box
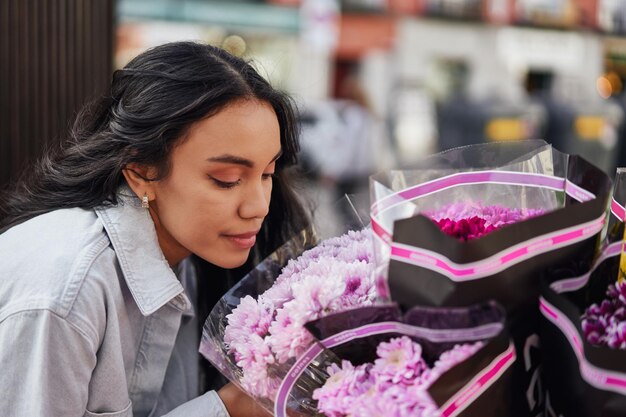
[0,42,309,416]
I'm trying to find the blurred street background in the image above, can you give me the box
[2,0,626,236]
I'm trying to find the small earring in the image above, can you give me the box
[141,193,149,209]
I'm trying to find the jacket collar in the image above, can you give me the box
[95,186,192,316]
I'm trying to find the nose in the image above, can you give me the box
[238,179,271,220]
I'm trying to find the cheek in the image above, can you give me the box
[179,195,233,236]
[265,180,273,203]
[157,182,232,238]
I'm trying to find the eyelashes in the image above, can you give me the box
[211,178,241,189]
[209,173,275,189]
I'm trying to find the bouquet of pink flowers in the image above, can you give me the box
[220,229,376,399]
[200,227,379,413]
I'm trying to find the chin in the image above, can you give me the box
[201,250,250,269]
[217,258,249,269]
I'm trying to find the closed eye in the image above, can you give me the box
[209,176,241,189]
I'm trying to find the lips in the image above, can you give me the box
[223,230,259,249]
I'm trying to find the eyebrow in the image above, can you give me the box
[207,149,283,168]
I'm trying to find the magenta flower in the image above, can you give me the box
[583,280,626,349]
[433,217,498,241]
[427,203,544,241]
[428,202,544,228]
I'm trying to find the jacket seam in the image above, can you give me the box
[128,315,151,403]
[63,234,113,344]
[64,233,112,313]
[0,308,97,352]
[0,234,110,339]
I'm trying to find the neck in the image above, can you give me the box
[148,207,191,267]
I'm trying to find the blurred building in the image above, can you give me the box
[4,0,626,191]
[117,0,626,173]
[116,0,334,100]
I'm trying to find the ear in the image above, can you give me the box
[122,163,158,201]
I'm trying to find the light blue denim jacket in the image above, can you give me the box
[0,188,230,417]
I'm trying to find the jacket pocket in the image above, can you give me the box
[84,401,132,417]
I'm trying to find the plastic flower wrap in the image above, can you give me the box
[370,140,612,417]
[370,140,610,313]
[580,168,626,350]
[537,167,626,416]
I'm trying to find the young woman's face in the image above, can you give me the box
[150,99,281,268]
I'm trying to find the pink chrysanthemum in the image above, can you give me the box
[313,361,373,417]
[224,296,274,347]
[371,336,428,386]
[232,334,280,398]
[267,259,375,363]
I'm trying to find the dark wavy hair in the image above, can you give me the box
[0,41,308,242]
[0,41,311,389]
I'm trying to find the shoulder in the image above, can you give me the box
[0,208,120,337]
